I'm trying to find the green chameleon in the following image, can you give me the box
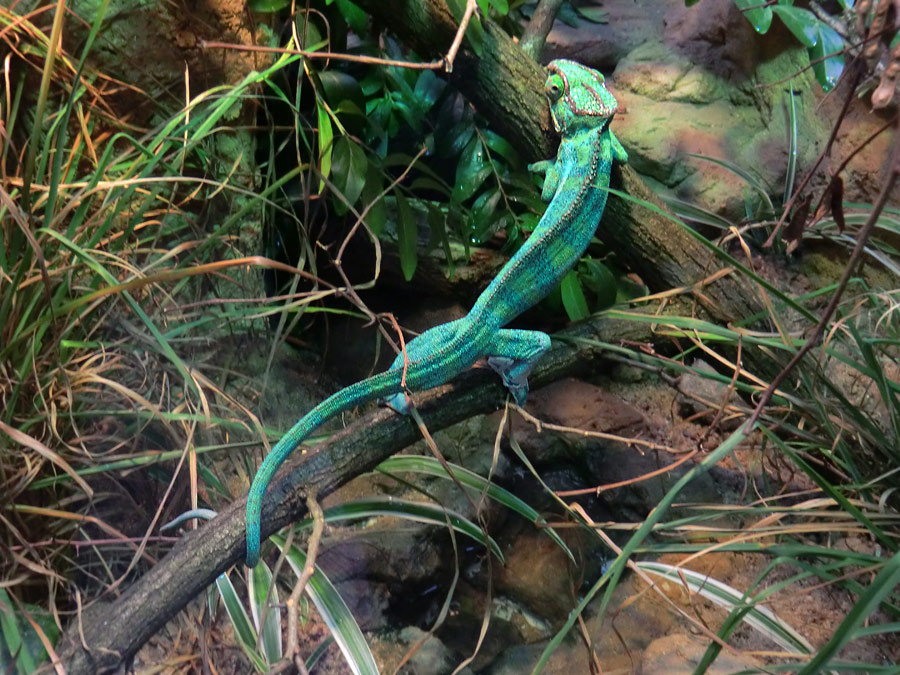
[245,59,628,567]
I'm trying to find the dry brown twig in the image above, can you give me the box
[749,114,900,428]
[202,0,479,73]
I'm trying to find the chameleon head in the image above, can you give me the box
[544,59,619,134]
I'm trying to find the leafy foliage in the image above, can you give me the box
[691,0,849,90]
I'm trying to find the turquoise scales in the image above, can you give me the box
[244,60,628,566]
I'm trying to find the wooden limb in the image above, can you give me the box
[358,0,767,330]
[519,0,565,60]
[53,314,652,674]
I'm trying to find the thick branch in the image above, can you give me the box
[55,5,776,671]
[54,315,652,674]
[360,0,766,328]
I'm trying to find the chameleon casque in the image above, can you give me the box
[245,59,628,567]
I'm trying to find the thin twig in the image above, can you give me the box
[764,63,863,247]
[202,0,479,74]
[200,40,444,70]
[443,0,478,73]
[283,493,324,675]
[749,116,900,428]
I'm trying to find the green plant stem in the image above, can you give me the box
[21,0,68,214]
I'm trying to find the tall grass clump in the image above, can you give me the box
[0,5,313,667]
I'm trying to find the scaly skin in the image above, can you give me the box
[245,60,628,566]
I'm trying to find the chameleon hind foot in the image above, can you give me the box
[383,391,412,415]
[486,329,551,407]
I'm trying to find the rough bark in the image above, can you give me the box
[53,315,651,674]
[360,0,766,327]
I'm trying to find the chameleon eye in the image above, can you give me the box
[545,74,565,102]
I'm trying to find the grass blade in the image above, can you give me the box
[377,455,572,561]
[270,535,378,675]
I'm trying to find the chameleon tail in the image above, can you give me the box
[245,368,405,566]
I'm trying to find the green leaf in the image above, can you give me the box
[248,0,290,12]
[572,6,608,23]
[395,190,418,281]
[560,270,590,321]
[638,562,813,654]
[470,188,502,243]
[796,551,900,674]
[481,129,520,165]
[335,0,368,33]
[331,137,368,210]
[295,498,504,560]
[270,536,379,675]
[427,203,454,273]
[216,573,268,672]
[316,100,333,194]
[360,164,386,235]
[439,121,475,159]
[413,70,445,113]
[247,562,282,666]
[772,6,819,47]
[783,87,799,205]
[294,17,325,50]
[491,0,509,15]
[579,259,617,309]
[732,0,773,32]
[317,71,366,116]
[809,24,845,91]
[0,591,51,675]
[454,136,490,203]
[377,455,574,561]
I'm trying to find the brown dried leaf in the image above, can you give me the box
[829,175,846,232]
[784,193,812,244]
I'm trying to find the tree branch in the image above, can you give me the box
[519,0,565,60]
[53,314,653,674]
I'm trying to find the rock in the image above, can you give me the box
[486,574,678,673]
[493,529,575,621]
[542,0,897,218]
[544,0,669,70]
[641,632,765,674]
[371,626,469,675]
[316,528,444,589]
[675,359,740,425]
[527,378,646,433]
[332,579,391,631]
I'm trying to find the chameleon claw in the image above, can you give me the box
[383,391,413,415]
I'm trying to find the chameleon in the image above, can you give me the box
[245,59,628,567]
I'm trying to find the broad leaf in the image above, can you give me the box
[772,5,819,48]
[732,0,773,32]
[560,271,590,321]
[271,536,379,675]
[331,136,368,210]
[454,136,490,203]
[395,190,418,281]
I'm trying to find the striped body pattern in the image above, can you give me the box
[245,60,628,567]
